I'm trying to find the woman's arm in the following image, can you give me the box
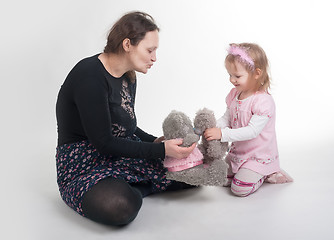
[73,74,195,160]
[134,127,157,142]
[73,74,165,159]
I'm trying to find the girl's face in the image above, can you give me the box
[128,30,159,74]
[226,60,256,94]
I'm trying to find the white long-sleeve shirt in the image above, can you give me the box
[217,108,270,142]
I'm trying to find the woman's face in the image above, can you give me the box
[128,30,159,74]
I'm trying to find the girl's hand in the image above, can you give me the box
[164,139,196,159]
[204,128,222,141]
[154,136,165,143]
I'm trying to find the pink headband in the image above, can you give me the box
[227,45,255,70]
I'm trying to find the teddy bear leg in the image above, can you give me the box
[166,166,208,186]
[204,158,229,186]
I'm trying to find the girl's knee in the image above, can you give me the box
[230,168,265,197]
[231,179,253,197]
[230,176,265,197]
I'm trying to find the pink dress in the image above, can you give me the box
[225,88,280,175]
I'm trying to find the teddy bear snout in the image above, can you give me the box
[194,127,202,136]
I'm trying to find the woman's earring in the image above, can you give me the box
[261,82,264,86]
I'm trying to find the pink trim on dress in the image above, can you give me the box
[164,147,204,172]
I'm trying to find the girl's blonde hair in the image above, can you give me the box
[225,43,271,93]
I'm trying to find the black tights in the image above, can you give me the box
[81,178,149,226]
[81,178,195,226]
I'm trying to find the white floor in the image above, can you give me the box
[2,1,334,239]
[4,139,334,240]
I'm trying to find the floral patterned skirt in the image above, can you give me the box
[56,138,172,216]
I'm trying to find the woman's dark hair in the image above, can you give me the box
[104,11,159,53]
[104,11,159,82]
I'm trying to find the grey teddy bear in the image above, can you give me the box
[162,108,229,186]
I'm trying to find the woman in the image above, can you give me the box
[56,11,196,226]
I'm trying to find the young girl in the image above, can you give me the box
[204,43,291,197]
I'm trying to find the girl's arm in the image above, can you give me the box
[220,114,269,142]
[216,108,230,129]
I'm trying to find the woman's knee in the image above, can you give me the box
[109,193,142,226]
[81,178,143,226]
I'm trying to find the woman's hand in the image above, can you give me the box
[204,128,222,141]
[164,139,196,159]
[154,136,165,143]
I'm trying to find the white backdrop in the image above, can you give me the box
[1,0,334,239]
[2,0,333,144]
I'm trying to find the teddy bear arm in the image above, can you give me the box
[181,134,200,147]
